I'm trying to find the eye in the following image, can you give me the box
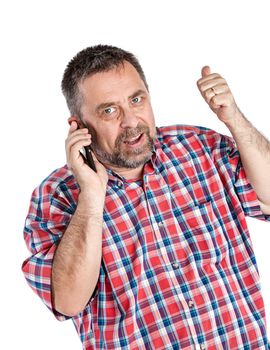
[131,96,142,104]
[104,106,116,115]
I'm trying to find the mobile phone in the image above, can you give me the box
[76,123,97,172]
[84,144,97,172]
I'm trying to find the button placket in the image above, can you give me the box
[172,261,179,269]
[117,181,123,189]
[158,221,164,227]
[142,173,203,348]
[188,300,194,308]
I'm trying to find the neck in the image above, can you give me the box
[104,163,144,181]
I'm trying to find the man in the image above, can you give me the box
[22,44,270,349]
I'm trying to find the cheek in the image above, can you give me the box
[145,108,156,135]
[98,131,120,150]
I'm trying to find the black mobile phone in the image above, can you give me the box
[76,123,97,172]
[84,144,97,172]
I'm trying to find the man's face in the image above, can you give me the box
[78,61,156,169]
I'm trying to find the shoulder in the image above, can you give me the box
[35,164,78,195]
[155,124,236,152]
[156,124,220,139]
[30,165,79,216]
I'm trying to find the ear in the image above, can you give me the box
[67,115,83,128]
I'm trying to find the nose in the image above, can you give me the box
[120,107,139,129]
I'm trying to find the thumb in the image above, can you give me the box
[201,65,211,78]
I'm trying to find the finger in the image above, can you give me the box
[66,130,91,150]
[67,128,90,143]
[201,66,211,78]
[199,79,227,93]
[66,134,92,154]
[197,73,221,87]
[200,84,228,104]
[68,121,78,134]
[210,92,232,109]
[68,119,89,135]
[67,130,91,144]
[204,89,216,104]
[68,139,92,164]
[66,129,91,145]
[205,85,230,103]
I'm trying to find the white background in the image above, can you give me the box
[1,0,270,349]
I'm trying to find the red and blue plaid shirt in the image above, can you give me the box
[22,124,270,349]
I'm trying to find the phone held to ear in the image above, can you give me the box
[73,121,97,173]
[84,144,97,172]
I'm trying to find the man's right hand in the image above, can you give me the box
[65,121,108,211]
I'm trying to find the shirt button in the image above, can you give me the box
[158,221,164,227]
[172,262,179,269]
[200,344,206,350]
[117,181,123,188]
[188,300,194,308]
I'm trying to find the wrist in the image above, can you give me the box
[77,191,105,217]
[224,112,255,147]
[223,107,245,130]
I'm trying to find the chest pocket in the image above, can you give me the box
[173,199,229,268]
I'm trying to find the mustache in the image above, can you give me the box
[116,125,150,144]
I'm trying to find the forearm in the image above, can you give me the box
[52,192,104,316]
[225,110,270,206]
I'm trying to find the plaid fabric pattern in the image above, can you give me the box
[22,124,270,350]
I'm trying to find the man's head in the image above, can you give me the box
[61,45,156,171]
[61,45,149,119]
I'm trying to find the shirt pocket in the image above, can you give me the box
[174,199,229,268]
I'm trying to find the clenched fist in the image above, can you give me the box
[197,66,241,125]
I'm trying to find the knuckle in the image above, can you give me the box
[220,78,226,84]
[212,96,218,104]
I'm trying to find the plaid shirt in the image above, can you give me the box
[22,124,270,350]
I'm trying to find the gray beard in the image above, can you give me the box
[89,125,155,169]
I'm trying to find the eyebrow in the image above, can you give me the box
[95,89,147,113]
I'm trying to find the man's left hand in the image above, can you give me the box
[197,66,241,124]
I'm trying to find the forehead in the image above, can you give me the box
[78,61,147,105]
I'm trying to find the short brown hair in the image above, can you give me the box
[61,44,149,119]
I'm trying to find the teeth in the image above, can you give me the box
[130,135,140,141]
[125,134,141,142]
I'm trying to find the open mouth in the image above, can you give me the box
[123,133,143,145]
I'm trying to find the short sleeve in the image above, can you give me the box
[21,170,78,321]
[163,124,270,222]
[215,133,270,222]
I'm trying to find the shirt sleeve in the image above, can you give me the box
[21,175,76,321]
[212,131,270,222]
[159,123,270,222]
